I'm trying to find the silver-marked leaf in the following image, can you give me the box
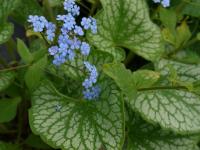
[155,59,200,83]
[127,113,199,150]
[0,71,15,92]
[0,23,14,44]
[29,79,124,150]
[129,89,200,134]
[87,0,163,61]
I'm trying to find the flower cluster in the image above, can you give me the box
[153,0,170,7]
[82,61,101,100]
[28,0,100,100]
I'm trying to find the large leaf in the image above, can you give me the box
[127,112,199,150]
[0,97,21,123]
[87,0,163,61]
[29,79,124,150]
[129,89,200,134]
[0,71,15,92]
[0,23,14,44]
[103,62,200,134]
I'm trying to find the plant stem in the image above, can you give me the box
[124,51,135,66]
[138,85,187,91]
[0,64,30,72]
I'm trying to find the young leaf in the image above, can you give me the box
[0,23,14,44]
[0,97,21,123]
[0,71,15,92]
[103,63,136,99]
[17,39,33,64]
[127,113,199,150]
[25,55,47,90]
[159,8,177,33]
[103,63,160,99]
[175,22,191,49]
[87,0,163,61]
[29,79,124,150]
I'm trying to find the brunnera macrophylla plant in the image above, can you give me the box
[0,0,200,149]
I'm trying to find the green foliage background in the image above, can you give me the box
[0,0,200,150]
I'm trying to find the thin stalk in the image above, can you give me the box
[0,64,30,72]
[124,51,135,66]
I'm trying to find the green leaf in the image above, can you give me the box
[103,63,136,99]
[48,0,62,7]
[175,21,191,49]
[182,0,200,17]
[17,38,33,64]
[159,8,177,33]
[128,88,200,134]
[127,113,199,150]
[0,23,14,44]
[0,71,15,92]
[155,59,200,84]
[103,63,160,99]
[29,79,124,150]
[0,0,21,21]
[25,56,47,90]
[13,0,42,24]
[87,0,163,61]
[0,141,21,150]
[0,97,21,123]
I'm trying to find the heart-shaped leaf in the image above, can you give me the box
[29,78,124,150]
[87,0,163,61]
[127,113,199,150]
[129,89,200,134]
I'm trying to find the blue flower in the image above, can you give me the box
[81,17,91,30]
[48,46,59,56]
[80,42,90,56]
[153,0,170,7]
[64,0,80,16]
[28,15,47,32]
[46,22,56,41]
[74,25,84,36]
[83,85,101,100]
[28,0,100,100]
